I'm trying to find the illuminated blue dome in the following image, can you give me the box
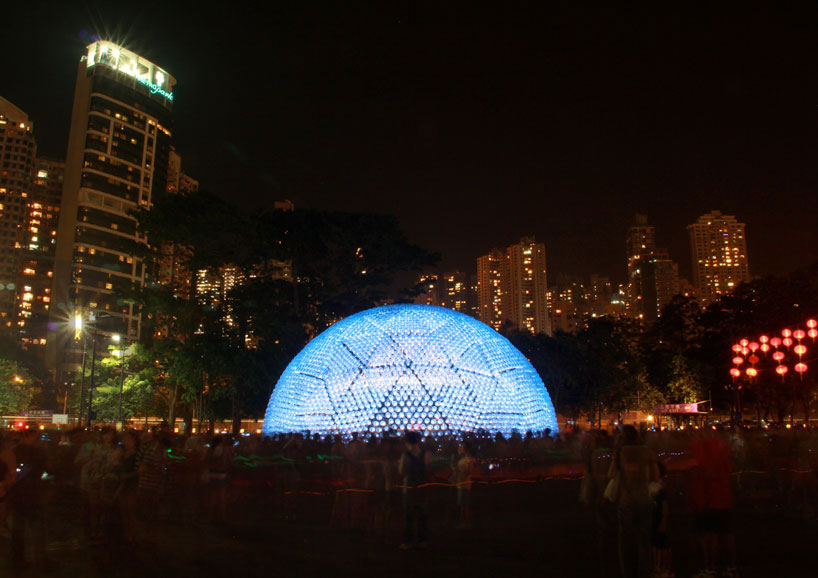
[262,304,558,437]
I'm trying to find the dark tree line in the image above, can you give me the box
[507,263,818,425]
[110,190,437,431]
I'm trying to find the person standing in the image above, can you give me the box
[9,429,49,571]
[609,425,659,578]
[398,431,431,549]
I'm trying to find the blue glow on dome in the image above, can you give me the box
[262,304,558,437]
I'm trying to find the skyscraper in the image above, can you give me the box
[687,210,750,303]
[50,41,176,381]
[17,158,64,352]
[415,271,475,316]
[477,237,550,335]
[476,249,506,330]
[0,97,36,330]
[505,237,550,335]
[625,214,680,321]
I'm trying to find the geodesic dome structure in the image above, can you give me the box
[262,304,558,437]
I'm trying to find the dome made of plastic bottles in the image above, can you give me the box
[262,304,558,437]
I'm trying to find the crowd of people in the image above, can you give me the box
[0,423,817,575]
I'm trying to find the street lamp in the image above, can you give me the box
[76,314,87,427]
[113,334,126,427]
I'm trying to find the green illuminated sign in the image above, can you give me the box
[136,77,174,101]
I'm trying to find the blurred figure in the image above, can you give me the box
[204,435,233,524]
[9,428,48,571]
[138,429,168,530]
[452,441,475,528]
[0,432,15,533]
[689,433,737,578]
[651,461,673,577]
[398,431,431,549]
[609,425,659,578]
[116,430,140,544]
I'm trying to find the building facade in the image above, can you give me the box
[477,238,550,335]
[687,210,750,303]
[415,271,474,316]
[625,214,680,321]
[50,41,176,381]
[476,249,506,330]
[17,158,64,352]
[0,97,36,331]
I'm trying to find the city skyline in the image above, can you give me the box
[2,5,816,286]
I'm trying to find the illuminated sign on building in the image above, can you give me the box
[85,41,175,101]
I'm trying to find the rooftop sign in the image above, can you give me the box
[85,41,175,102]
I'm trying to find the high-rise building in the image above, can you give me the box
[476,249,506,330]
[477,238,550,335]
[640,253,680,322]
[0,97,36,330]
[50,41,176,381]
[17,158,64,352]
[687,210,750,303]
[625,214,680,321]
[505,238,550,335]
[414,271,474,316]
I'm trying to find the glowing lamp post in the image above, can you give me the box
[113,334,126,426]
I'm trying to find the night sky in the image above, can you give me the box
[4,3,816,283]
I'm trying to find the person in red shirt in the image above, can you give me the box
[688,432,737,578]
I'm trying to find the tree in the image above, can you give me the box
[0,360,36,414]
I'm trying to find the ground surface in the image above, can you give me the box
[1,469,815,577]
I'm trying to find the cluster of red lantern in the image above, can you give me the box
[730,319,816,380]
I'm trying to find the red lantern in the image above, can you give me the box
[773,351,785,362]
[746,367,758,377]
[807,319,817,329]
[733,356,744,365]
[759,335,770,343]
[760,343,770,353]
[749,342,759,352]
[795,363,808,374]
[741,347,750,355]
[794,329,806,340]
[776,365,789,376]
[794,344,807,356]
[771,337,782,347]
[731,344,743,353]
[783,338,793,347]
[729,368,741,378]
[748,355,759,364]
[782,329,792,338]
[809,329,818,339]
[740,338,749,347]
